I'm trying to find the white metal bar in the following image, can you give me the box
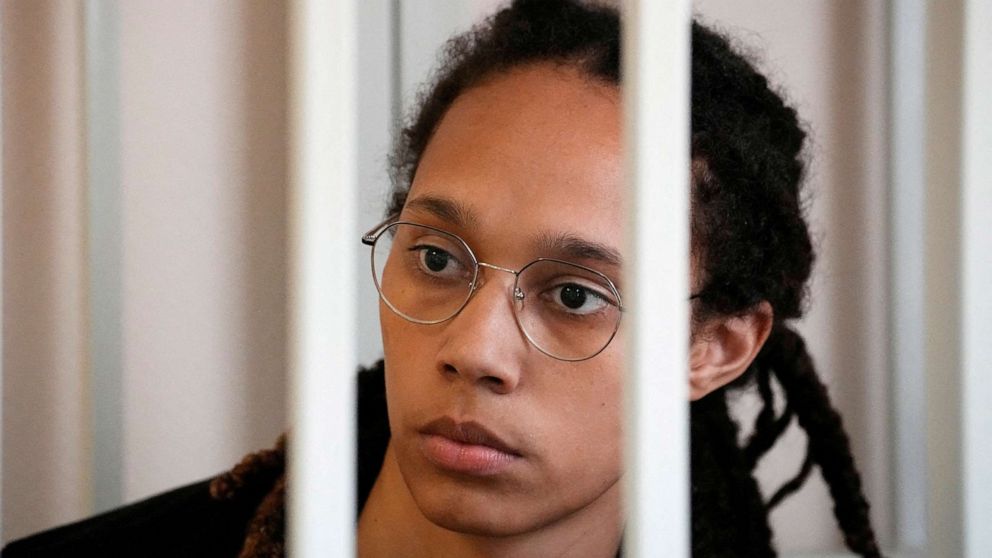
[83,0,124,514]
[960,0,991,555]
[923,1,966,555]
[622,1,691,556]
[287,0,358,556]
[0,4,5,545]
[887,0,928,550]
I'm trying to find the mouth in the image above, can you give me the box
[418,417,523,476]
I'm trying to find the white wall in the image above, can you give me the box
[355,0,398,367]
[117,0,289,503]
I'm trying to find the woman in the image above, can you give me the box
[3,1,881,557]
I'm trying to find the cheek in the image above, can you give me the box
[379,305,435,415]
[560,383,622,458]
[378,300,403,356]
[380,301,435,367]
[538,364,624,484]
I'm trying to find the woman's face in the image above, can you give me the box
[380,63,625,536]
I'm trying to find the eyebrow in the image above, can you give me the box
[403,195,479,228]
[537,231,623,269]
[403,194,622,268]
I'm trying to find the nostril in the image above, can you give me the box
[482,375,504,389]
[440,362,511,392]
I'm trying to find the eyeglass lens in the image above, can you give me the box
[371,223,621,361]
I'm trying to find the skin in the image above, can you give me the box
[357,63,771,558]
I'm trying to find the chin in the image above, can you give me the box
[411,485,549,537]
[390,431,551,537]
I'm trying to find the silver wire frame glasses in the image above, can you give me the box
[361,216,624,362]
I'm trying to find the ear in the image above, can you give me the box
[688,302,773,401]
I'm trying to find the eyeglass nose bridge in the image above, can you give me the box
[474,261,526,301]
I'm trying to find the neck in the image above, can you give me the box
[358,442,622,558]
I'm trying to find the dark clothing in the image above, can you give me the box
[1,480,251,558]
[2,364,391,558]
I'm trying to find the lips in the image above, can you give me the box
[418,417,522,476]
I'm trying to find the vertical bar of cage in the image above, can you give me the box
[924,0,965,555]
[960,0,991,555]
[287,0,358,556]
[82,0,124,515]
[887,0,928,551]
[622,1,691,557]
[0,5,5,544]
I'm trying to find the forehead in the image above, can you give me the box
[406,63,624,261]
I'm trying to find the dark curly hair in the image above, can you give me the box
[214,1,881,556]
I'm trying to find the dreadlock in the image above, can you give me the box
[758,326,882,556]
[213,1,882,556]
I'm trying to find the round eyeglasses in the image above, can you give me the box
[361,218,624,361]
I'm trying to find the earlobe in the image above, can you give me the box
[688,302,773,400]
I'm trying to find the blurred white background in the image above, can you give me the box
[2,1,988,556]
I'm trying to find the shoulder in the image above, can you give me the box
[2,479,255,558]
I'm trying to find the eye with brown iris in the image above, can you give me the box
[559,284,587,309]
[423,248,450,272]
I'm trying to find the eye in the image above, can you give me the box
[422,246,450,272]
[546,282,611,315]
[411,244,469,280]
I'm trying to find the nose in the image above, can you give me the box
[435,271,527,395]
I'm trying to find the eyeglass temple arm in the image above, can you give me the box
[361,214,400,245]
